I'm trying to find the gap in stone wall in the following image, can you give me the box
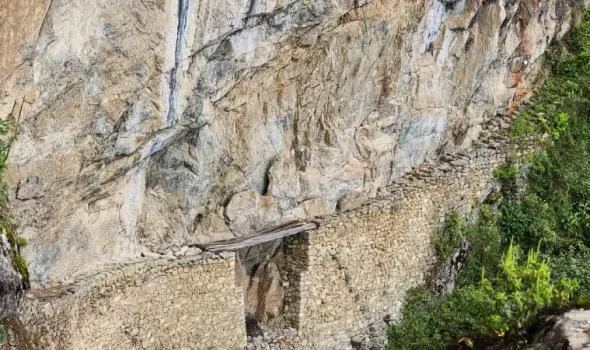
[236,233,310,346]
[237,239,288,336]
[239,234,311,349]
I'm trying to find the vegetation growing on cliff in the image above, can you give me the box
[0,115,29,345]
[0,327,6,346]
[388,211,579,349]
[0,115,29,287]
[388,12,590,350]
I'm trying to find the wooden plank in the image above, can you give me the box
[201,222,317,252]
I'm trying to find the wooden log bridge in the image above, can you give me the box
[199,221,318,252]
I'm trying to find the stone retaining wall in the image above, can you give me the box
[291,148,506,349]
[15,253,246,350]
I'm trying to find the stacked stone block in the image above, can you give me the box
[17,254,246,350]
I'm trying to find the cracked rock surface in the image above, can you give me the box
[0,0,579,285]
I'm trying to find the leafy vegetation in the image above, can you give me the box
[388,11,590,350]
[479,240,578,336]
[0,324,6,345]
[434,211,467,260]
[0,115,29,288]
[497,11,590,296]
[493,164,518,185]
[0,114,29,346]
[388,216,577,349]
[388,286,489,350]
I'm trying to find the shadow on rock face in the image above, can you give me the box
[246,316,264,337]
[0,248,23,319]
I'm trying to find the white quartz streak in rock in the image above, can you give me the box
[166,0,190,127]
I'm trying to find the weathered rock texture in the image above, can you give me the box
[0,238,23,320]
[527,310,590,350]
[238,240,288,326]
[431,236,471,295]
[1,0,579,286]
[15,253,246,350]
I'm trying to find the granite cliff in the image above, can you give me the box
[0,0,579,291]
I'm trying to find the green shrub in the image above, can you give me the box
[387,288,445,350]
[388,241,576,349]
[574,295,590,308]
[457,206,503,286]
[387,286,489,350]
[0,324,7,345]
[434,211,466,260]
[499,101,590,295]
[549,249,590,296]
[480,240,578,336]
[493,165,518,184]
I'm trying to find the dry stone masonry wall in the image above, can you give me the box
[16,253,246,350]
[288,144,506,349]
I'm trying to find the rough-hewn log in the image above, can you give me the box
[200,222,317,252]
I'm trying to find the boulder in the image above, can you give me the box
[526,310,590,350]
[225,189,281,234]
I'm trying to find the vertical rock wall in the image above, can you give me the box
[0,238,23,320]
[1,0,579,285]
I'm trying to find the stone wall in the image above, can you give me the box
[292,148,505,349]
[14,253,246,350]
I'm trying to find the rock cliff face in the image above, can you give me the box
[0,0,578,285]
[0,238,23,320]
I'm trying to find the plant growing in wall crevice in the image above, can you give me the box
[0,114,29,347]
[434,211,467,262]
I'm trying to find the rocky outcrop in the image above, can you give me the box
[431,236,471,295]
[527,310,590,350]
[0,238,23,319]
[237,240,287,326]
[1,0,580,286]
